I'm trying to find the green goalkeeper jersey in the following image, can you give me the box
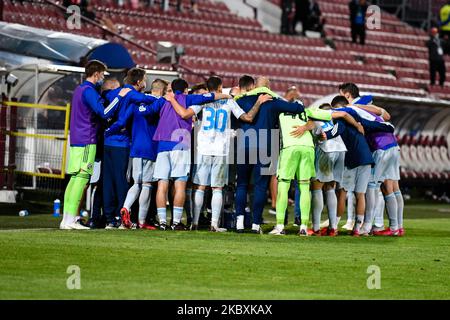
[279,107,332,149]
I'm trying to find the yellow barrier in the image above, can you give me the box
[1,101,71,179]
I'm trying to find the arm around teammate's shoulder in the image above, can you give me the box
[272,98,305,114]
[83,87,124,120]
[238,94,272,123]
[167,92,196,119]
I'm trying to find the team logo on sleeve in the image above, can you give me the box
[331,123,339,136]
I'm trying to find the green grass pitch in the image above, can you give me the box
[0,202,449,299]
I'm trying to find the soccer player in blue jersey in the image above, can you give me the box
[88,77,121,229]
[321,118,373,236]
[332,84,391,230]
[186,83,210,228]
[152,78,231,231]
[102,68,162,229]
[328,94,395,236]
[338,83,404,236]
[169,76,269,232]
[105,81,183,230]
[297,103,364,236]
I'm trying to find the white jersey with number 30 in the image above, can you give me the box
[190,99,245,156]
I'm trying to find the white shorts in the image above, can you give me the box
[341,165,371,194]
[314,149,345,183]
[131,157,155,184]
[89,161,101,184]
[153,150,191,181]
[371,146,400,183]
[193,154,228,187]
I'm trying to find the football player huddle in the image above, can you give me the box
[60,60,404,238]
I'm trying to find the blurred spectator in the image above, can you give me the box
[288,0,324,37]
[151,0,198,12]
[0,0,4,21]
[82,2,97,20]
[307,1,325,37]
[349,0,368,45]
[280,0,294,35]
[440,0,450,40]
[63,0,88,9]
[177,0,198,13]
[426,27,446,87]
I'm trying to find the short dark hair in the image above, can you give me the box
[319,103,332,110]
[338,82,360,99]
[206,76,222,92]
[125,68,146,85]
[331,95,349,108]
[85,60,107,77]
[151,78,169,91]
[172,78,189,93]
[239,75,255,90]
[189,83,208,94]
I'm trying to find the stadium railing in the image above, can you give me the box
[0,100,70,188]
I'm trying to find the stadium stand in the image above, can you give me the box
[3,0,450,106]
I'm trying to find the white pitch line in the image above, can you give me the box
[0,228,58,233]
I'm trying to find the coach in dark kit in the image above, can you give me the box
[427,27,447,87]
[349,0,368,45]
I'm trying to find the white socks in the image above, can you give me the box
[373,191,385,228]
[347,192,355,223]
[384,193,398,231]
[124,183,141,211]
[312,190,323,232]
[364,183,379,230]
[394,190,404,229]
[193,189,205,225]
[326,189,338,229]
[173,206,183,225]
[236,215,244,230]
[138,185,151,225]
[355,214,364,232]
[157,208,167,225]
[211,190,223,228]
[62,213,76,226]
